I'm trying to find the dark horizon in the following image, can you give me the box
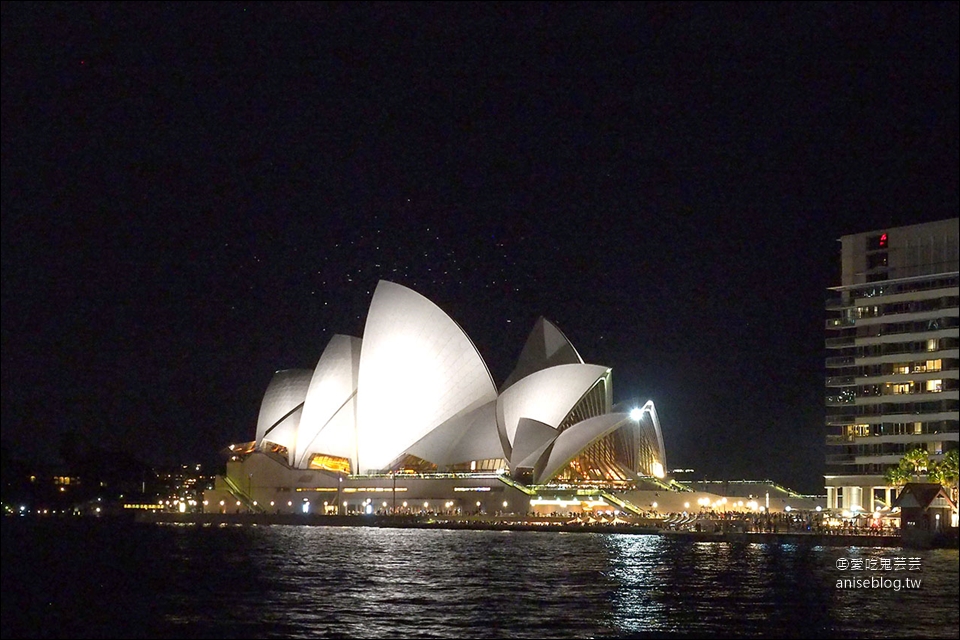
[2,3,958,494]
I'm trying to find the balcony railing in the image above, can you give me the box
[825,394,856,406]
[825,454,855,464]
[825,375,856,387]
[826,297,852,310]
[854,318,960,341]
[825,335,856,348]
[826,317,856,329]
[825,405,859,417]
[826,355,855,368]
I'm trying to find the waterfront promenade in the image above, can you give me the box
[135,511,907,547]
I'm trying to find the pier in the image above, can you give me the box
[135,511,913,547]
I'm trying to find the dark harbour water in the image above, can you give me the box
[1,519,957,639]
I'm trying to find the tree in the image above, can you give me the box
[884,447,930,490]
[900,447,930,481]
[883,464,912,488]
[928,449,959,502]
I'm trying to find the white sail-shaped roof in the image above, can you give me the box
[402,400,501,467]
[293,335,362,469]
[633,400,667,474]
[500,317,583,392]
[255,369,313,453]
[510,417,558,473]
[356,281,498,472]
[496,363,610,455]
[245,280,669,485]
[535,413,632,484]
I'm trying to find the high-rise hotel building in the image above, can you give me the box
[825,218,959,512]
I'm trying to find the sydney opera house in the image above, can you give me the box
[204,280,669,515]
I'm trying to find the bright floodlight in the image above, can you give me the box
[630,407,643,421]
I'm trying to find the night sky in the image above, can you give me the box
[2,3,957,494]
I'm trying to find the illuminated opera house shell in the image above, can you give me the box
[254,280,666,484]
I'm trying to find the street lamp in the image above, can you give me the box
[337,473,343,515]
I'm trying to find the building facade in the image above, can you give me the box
[825,218,959,512]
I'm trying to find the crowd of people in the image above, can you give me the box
[653,509,900,536]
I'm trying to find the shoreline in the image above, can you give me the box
[133,512,915,547]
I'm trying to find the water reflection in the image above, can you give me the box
[602,536,957,638]
[2,520,957,639]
